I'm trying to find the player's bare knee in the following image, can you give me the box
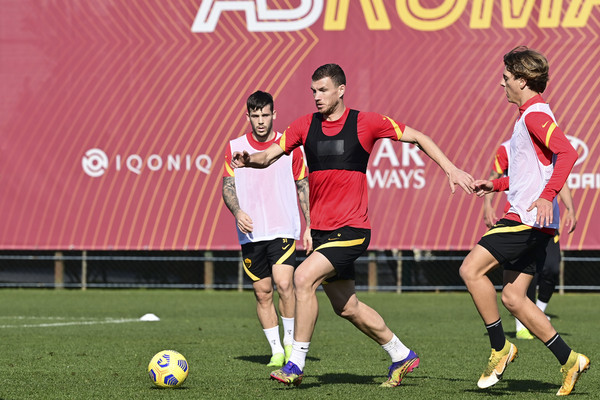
[293,271,313,294]
[275,278,293,295]
[500,290,520,313]
[333,304,350,319]
[254,289,273,305]
[334,302,359,321]
[459,262,474,282]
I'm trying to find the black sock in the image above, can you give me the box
[545,334,572,365]
[485,319,506,351]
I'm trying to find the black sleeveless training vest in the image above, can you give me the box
[303,109,370,173]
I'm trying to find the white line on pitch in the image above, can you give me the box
[0,318,141,328]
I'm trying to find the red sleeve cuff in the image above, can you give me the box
[492,176,509,192]
[539,191,555,202]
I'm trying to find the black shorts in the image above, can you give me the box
[478,219,553,275]
[540,234,560,277]
[312,226,371,281]
[241,238,297,282]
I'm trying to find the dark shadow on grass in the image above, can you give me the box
[269,372,428,390]
[269,373,380,390]
[318,373,382,385]
[463,379,556,396]
[149,386,189,391]
[411,374,470,383]
[235,354,320,365]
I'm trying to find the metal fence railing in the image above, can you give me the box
[1,250,599,291]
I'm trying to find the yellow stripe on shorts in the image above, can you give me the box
[315,237,366,251]
[275,241,296,265]
[482,224,532,237]
[242,258,260,282]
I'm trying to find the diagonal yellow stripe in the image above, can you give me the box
[383,115,404,140]
[297,161,306,180]
[482,224,532,237]
[316,237,366,251]
[225,162,234,177]
[243,261,260,282]
[494,157,504,174]
[545,122,557,147]
[275,241,296,265]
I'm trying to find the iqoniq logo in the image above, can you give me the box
[82,148,109,177]
[191,0,323,32]
[81,148,213,178]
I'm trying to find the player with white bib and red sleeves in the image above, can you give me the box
[223,91,311,369]
[462,46,589,396]
[483,140,577,341]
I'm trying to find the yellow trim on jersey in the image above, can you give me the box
[482,224,532,237]
[384,116,403,140]
[297,160,306,180]
[279,132,287,152]
[315,237,366,251]
[275,241,296,265]
[545,122,557,147]
[224,161,234,177]
[494,156,503,174]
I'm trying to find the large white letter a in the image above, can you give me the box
[191,0,324,32]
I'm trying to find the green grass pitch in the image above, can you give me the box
[0,289,597,399]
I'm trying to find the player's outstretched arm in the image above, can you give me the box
[400,126,474,194]
[231,143,285,169]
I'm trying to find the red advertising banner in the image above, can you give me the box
[1,1,599,250]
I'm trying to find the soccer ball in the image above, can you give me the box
[147,350,189,388]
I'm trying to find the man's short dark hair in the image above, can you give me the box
[247,91,274,112]
[312,63,346,87]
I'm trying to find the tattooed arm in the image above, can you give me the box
[222,176,253,234]
[295,177,312,253]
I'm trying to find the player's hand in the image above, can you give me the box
[563,208,577,234]
[231,150,250,169]
[483,205,497,229]
[235,210,253,234]
[303,227,313,255]
[447,167,474,194]
[527,198,553,227]
[473,180,494,197]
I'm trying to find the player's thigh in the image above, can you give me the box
[294,251,336,290]
[322,279,358,313]
[503,269,534,300]
[460,244,500,279]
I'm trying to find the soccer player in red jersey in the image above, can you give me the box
[463,47,589,396]
[232,64,474,387]
[483,140,577,340]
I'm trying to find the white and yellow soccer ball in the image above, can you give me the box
[147,350,189,388]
